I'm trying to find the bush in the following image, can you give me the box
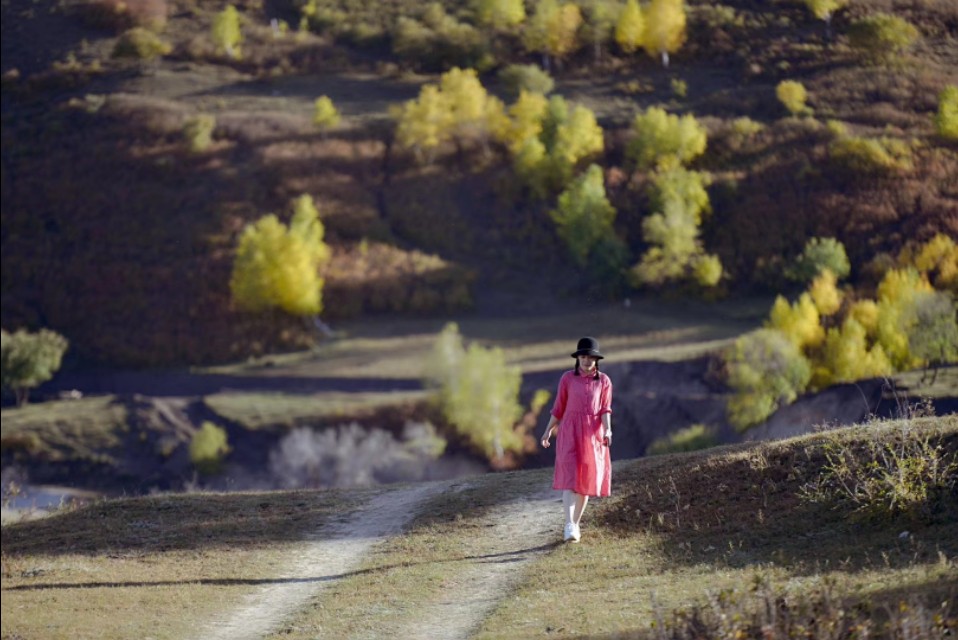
[313,96,341,131]
[211,5,243,59]
[801,424,957,523]
[1,328,69,406]
[828,135,912,176]
[647,424,718,455]
[785,236,850,284]
[183,114,215,153]
[847,13,920,64]
[724,329,811,431]
[189,421,230,475]
[935,85,958,140]
[392,5,488,72]
[112,27,172,60]
[497,64,554,99]
[775,80,810,117]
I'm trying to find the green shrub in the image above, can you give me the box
[189,421,231,475]
[935,85,958,140]
[786,236,850,284]
[627,106,707,170]
[847,13,919,64]
[392,5,488,71]
[724,329,811,431]
[112,27,172,59]
[183,114,215,153]
[829,135,912,175]
[647,424,718,455]
[497,64,554,99]
[1,328,69,406]
[801,424,957,523]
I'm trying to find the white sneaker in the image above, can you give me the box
[563,523,575,541]
[571,523,581,542]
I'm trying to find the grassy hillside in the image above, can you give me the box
[2,416,955,638]
[1,0,955,367]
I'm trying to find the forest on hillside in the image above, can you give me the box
[1,0,956,373]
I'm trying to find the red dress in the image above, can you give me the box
[550,370,612,497]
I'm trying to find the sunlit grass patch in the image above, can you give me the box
[0,396,128,459]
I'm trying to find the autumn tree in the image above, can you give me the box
[474,0,526,30]
[874,267,933,369]
[582,0,621,62]
[550,164,618,266]
[212,5,242,58]
[935,86,958,141]
[906,233,958,293]
[627,106,706,170]
[768,292,825,350]
[523,0,582,71]
[812,317,893,388]
[643,0,686,67]
[425,323,525,464]
[614,0,644,55]
[502,94,604,198]
[393,67,506,162]
[230,194,332,318]
[629,165,721,288]
[803,0,846,39]
[190,421,231,475]
[1,328,69,406]
[724,329,812,430]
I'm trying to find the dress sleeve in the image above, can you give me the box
[599,375,612,416]
[550,373,569,420]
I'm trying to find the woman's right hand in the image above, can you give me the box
[540,432,552,448]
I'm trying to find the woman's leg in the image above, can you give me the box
[573,493,589,525]
[562,490,576,525]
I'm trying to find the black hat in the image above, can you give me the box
[571,337,604,359]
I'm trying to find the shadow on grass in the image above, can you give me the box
[2,541,562,592]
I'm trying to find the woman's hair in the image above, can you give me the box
[574,359,600,380]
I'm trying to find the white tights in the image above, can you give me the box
[562,490,589,527]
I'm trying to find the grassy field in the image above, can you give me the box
[2,415,955,639]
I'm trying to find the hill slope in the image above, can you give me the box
[2,416,955,638]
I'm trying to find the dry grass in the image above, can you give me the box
[8,417,950,639]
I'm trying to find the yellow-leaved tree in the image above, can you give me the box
[523,0,582,70]
[803,0,847,39]
[812,317,892,388]
[475,0,526,31]
[212,5,243,58]
[425,323,525,465]
[614,0,645,54]
[767,292,825,350]
[627,106,707,170]
[643,0,686,68]
[393,68,505,162]
[808,268,843,316]
[230,194,331,317]
[313,96,341,133]
[875,267,933,369]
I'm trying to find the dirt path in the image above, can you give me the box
[192,483,560,640]
[389,488,559,640]
[193,481,449,640]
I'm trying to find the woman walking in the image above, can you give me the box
[540,337,613,542]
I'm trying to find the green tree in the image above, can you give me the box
[614,0,644,55]
[786,236,850,284]
[550,164,617,266]
[935,86,958,141]
[190,421,231,475]
[426,323,524,464]
[776,80,810,117]
[475,0,525,30]
[627,106,707,170]
[583,0,621,62]
[725,329,811,431]
[313,96,341,132]
[904,291,958,382]
[230,194,332,317]
[212,5,243,58]
[497,64,554,99]
[847,13,919,64]
[1,329,69,406]
[643,0,686,68]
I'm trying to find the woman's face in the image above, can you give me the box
[577,355,598,371]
